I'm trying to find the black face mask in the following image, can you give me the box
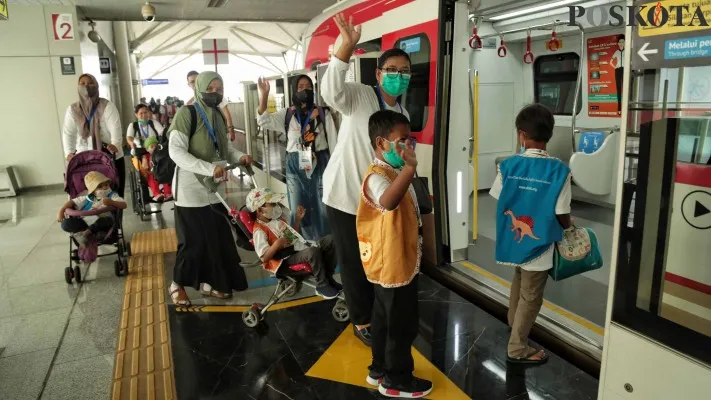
[201,92,223,108]
[292,89,314,108]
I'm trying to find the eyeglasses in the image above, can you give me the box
[380,68,412,78]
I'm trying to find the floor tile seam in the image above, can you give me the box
[0,346,60,360]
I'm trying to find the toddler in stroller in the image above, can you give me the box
[61,150,130,282]
[245,187,341,300]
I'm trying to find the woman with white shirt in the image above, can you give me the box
[256,74,337,240]
[167,71,253,306]
[62,74,125,196]
[320,13,412,346]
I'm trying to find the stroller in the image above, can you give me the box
[200,163,349,328]
[128,147,166,221]
[63,150,130,283]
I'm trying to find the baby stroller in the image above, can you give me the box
[200,163,349,328]
[128,147,165,221]
[64,150,130,283]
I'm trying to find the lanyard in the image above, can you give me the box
[376,86,402,113]
[86,105,98,125]
[193,103,220,156]
[139,123,150,139]
[294,106,315,136]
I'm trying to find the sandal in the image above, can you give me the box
[507,349,549,365]
[169,285,191,306]
[200,283,232,299]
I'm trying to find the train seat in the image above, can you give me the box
[569,133,619,195]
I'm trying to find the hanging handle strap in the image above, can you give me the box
[523,29,534,64]
[547,26,561,52]
[497,34,507,58]
[469,26,482,49]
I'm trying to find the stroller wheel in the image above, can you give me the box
[74,265,82,283]
[332,300,350,323]
[64,266,73,284]
[242,305,262,328]
[114,260,124,277]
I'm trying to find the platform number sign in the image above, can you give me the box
[52,14,74,41]
[0,0,9,21]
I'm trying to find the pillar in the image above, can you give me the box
[112,21,135,129]
[130,53,142,105]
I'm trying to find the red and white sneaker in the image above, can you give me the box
[379,377,433,398]
[366,369,384,386]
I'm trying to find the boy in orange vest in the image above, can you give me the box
[356,110,432,398]
[246,188,341,299]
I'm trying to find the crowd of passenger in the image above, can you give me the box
[57,12,573,399]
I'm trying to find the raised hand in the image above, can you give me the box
[296,205,306,221]
[398,142,418,168]
[257,77,270,98]
[333,12,361,48]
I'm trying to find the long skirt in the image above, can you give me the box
[285,149,331,241]
[173,205,248,293]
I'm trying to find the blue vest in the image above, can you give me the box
[495,155,569,266]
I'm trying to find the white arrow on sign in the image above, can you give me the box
[638,42,658,62]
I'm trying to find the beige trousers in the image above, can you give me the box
[507,267,548,358]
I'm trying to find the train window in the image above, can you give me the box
[394,34,430,132]
[534,53,582,116]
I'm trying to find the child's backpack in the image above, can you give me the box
[284,106,328,148]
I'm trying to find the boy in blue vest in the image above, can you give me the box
[490,104,572,365]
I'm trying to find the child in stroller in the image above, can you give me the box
[136,136,173,201]
[58,170,127,247]
[245,187,341,300]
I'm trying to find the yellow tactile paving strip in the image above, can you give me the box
[111,229,178,400]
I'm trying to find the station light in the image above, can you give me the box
[488,0,582,21]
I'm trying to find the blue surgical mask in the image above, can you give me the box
[383,141,406,168]
[381,73,410,97]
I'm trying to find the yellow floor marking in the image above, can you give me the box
[459,261,605,336]
[111,229,178,400]
[175,295,326,313]
[307,325,470,399]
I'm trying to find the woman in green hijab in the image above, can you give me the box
[168,71,253,306]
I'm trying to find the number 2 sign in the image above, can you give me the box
[52,14,74,41]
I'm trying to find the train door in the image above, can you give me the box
[599,15,711,399]
[435,0,631,362]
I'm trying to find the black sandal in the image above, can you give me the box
[507,349,549,365]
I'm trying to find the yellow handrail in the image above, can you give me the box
[472,71,479,242]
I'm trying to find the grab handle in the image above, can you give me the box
[469,27,482,49]
[547,29,561,52]
[497,35,507,57]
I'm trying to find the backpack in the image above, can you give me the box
[284,106,328,148]
[151,106,197,184]
[131,120,159,146]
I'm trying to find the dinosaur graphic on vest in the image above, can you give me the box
[505,210,540,243]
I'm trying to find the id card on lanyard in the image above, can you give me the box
[375,86,402,113]
[194,103,220,159]
[295,107,315,172]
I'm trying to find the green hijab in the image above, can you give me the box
[170,71,228,164]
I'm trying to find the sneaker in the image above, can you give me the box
[379,377,433,398]
[72,231,89,248]
[153,194,164,202]
[164,194,174,201]
[328,279,343,292]
[315,285,339,300]
[366,369,385,387]
[353,325,372,347]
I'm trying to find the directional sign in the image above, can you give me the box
[202,38,229,66]
[682,190,711,230]
[142,79,169,86]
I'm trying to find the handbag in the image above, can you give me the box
[412,174,433,215]
[549,227,603,281]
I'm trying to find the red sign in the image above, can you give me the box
[587,34,624,118]
[202,39,229,66]
[51,13,74,41]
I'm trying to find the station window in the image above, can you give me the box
[534,53,582,116]
[394,34,430,132]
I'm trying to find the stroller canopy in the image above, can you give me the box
[65,150,119,198]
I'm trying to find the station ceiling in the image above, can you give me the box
[10,0,338,22]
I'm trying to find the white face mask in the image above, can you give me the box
[94,188,110,199]
[264,204,282,220]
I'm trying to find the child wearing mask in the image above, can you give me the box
[490,104,572,365]
[246,187,341,299]
[57,171,127,247]
[356,110,432,398]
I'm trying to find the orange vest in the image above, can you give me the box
[253,218,289,273]
[356,163,422,288]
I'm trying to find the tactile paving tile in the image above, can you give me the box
[111,229,178,400]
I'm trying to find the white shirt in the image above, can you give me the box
[321,57,409,215]
[611,49,623,69]
[489,149,572,271]
[168,129,245,207]
[253,218,309,260]
[62,101,124,159]
[126,120,164,148]
[73,192,125,210]
[257,107,337,153]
